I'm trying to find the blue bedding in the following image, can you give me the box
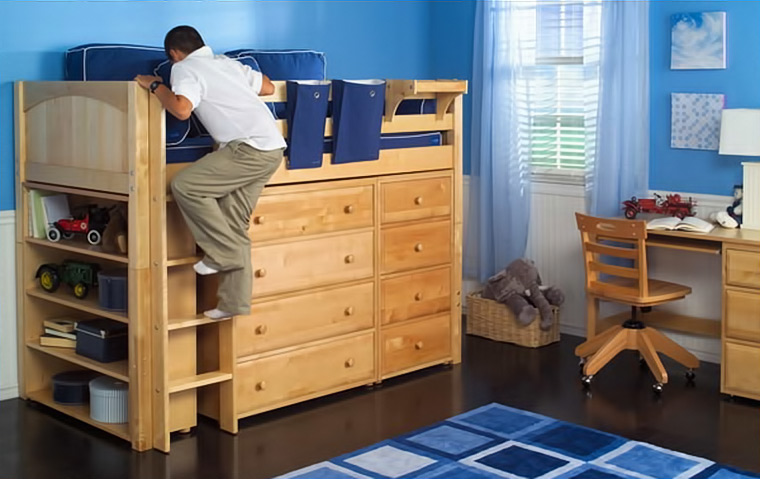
[166,131,442,164]
[65,44,442,165]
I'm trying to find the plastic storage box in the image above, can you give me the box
[97,269,127,312]
[75,318,128,363]
[52,370,101,405]
[89,376,128,423]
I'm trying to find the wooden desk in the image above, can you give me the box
[597,227,760,400]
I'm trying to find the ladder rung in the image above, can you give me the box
[168,371,232,394]
[168,315,231,331]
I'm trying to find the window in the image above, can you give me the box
[514,1,601,174]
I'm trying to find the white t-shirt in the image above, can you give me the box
[170,46,287,151]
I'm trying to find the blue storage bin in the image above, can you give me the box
[285,80,331,169]
[331,80,386,164]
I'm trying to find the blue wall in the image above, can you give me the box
[650,0,760,196]
[430,1,476,175]
[0,0,436,211]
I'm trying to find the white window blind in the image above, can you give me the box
[513,0,601,172]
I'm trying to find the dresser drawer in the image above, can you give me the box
[381,314,451,376]
[237,332,375,413]
[381,267,451,325]
[723,340,760,399]
[381,177,451,224]
[251,231,373,297]
[381,220,451,274]
[725,289,760,342]
[726,249,760,289]
[250,185,373,242]
[238,282,374,357]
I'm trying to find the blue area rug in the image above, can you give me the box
[275,403,760,479]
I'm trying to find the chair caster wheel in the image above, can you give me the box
[578,357,586,375]
[685,370,696,382]
[652,383,664,394]
[581,375,593,387]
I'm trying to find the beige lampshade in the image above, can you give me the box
[719,109,760,156]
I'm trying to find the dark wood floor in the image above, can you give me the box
[2,332,758,479]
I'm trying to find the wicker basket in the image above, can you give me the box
[466,292,560,348]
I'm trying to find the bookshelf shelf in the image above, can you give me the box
[26,287,129,324]
[26,237,128,264]
[27,341,129,382]
[23,182,129,203]
[27,388,130,440]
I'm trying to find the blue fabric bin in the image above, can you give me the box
[331,80,386,164]
[285,80,331,169]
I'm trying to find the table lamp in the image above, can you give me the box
[719,108,760,230]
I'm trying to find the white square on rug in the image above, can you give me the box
[344,445,437,478]
[671,92,725,150]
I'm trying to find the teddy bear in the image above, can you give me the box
[482,258,564,330]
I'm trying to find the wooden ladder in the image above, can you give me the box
[149,98,237,453]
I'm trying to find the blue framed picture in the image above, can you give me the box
[671,12,726,70]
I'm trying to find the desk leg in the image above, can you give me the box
[586,296,599,339]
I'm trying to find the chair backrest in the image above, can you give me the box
[575,213,649,298]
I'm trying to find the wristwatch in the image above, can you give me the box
[149,80,161,94]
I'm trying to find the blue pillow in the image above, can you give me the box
[224,49,326,80]
[65,43,165,81]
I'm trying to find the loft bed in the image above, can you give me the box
[16,44,466,453]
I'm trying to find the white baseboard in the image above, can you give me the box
[1,386,19,401]
[0,211,18,400]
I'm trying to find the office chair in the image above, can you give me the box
[575,213,699,393]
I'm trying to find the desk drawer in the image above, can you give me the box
[251,231,373,297]
[726,249,760,289]
[381,267,451,325]
[381,177,451,224]
[238,282,374,357]
[725,289,760,342]
[237,332,375,413]
[381,220,451,274]
[381,314,451,376]
[250,185,373,242]
[723,340,760,399]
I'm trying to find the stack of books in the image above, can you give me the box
[40,318,77,348]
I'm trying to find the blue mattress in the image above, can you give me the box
[166,132,442,164]
[265,98,436,120]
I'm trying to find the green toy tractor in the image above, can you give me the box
[36,260,100,299]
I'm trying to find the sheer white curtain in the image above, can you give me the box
[587,1,649,217]
[467,0,601,282]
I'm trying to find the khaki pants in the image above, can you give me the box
[171,141,283,315]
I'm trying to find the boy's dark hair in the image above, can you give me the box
[164,26,205,58]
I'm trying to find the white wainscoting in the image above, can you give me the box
[0,211,18,400]
[463,177,733,364]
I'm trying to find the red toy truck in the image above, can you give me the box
[46,206,110,245]
[622,193,696,220]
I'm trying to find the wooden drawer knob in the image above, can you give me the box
[255,268,267,278]
[256,381,267,391]
[255,325,268,335]
[414,196,424,205]
[414,243,423,253]
[344,205,355,214]
[345,358,355,368]
[253,215,265,225]
[344,254,355,264]
[415,341,424,350]
[414,292,424,301]
[344,306,355,316]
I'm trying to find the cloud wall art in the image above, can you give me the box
[671,12,726,70]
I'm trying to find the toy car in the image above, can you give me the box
[46,205,110,245]
[35,260,100,299]
[622,193,696,220]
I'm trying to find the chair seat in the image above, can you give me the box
[588,277,691,306]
